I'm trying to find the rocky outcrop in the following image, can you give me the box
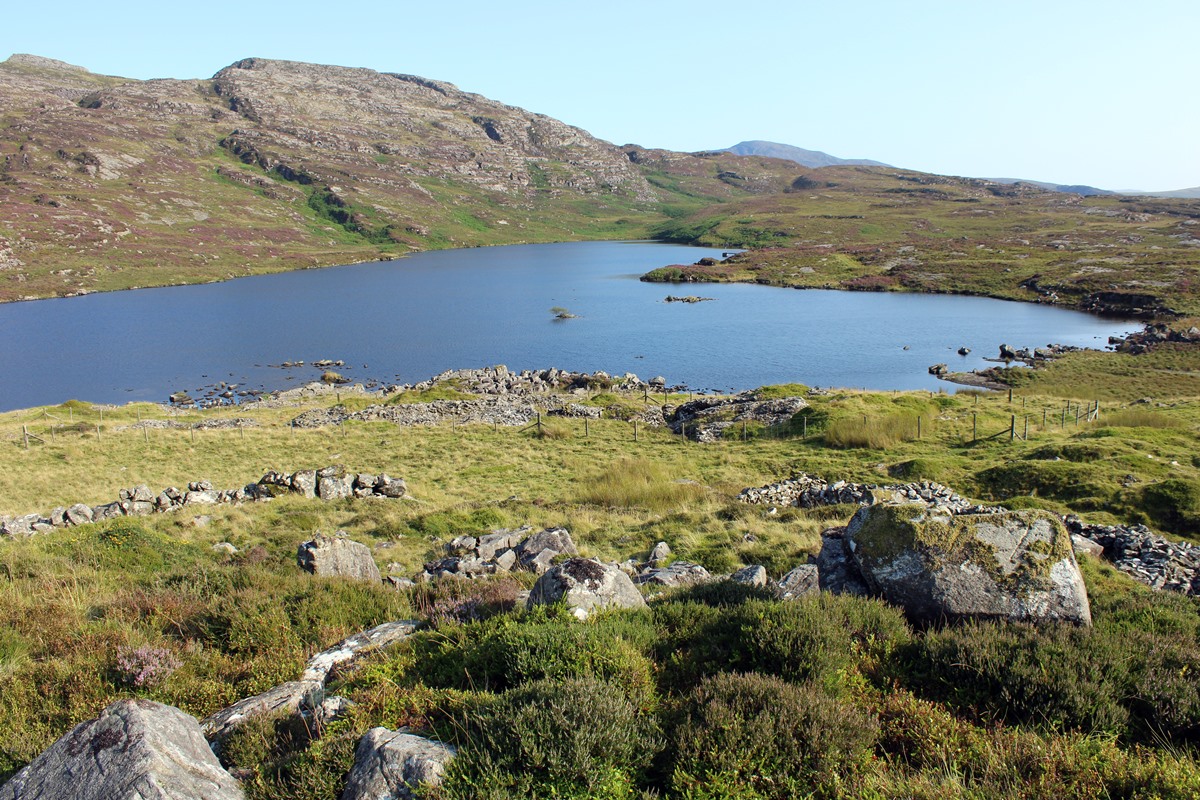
[845,504,1091,625]
[297,532,382,583]
[340,728,456,800]
[0,466,407,539]
[528,557,647,620]
[667,391,808,442]
[1,699,244,800]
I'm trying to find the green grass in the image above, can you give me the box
[2,379,1200,795]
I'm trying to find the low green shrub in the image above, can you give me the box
[901,621,1130,736]
[410,607,659,705]
[436,677,662,799]
[1140,478,1200,535]
[653,595,910,694]
[668,672,878,799]
[900,615,1200,744]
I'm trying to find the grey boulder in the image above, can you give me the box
[528,557,647,620]
[0,699,243,800]
[846,503,1092,625]
[341,728,455,800]
[297,532,382,583]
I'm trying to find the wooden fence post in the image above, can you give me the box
[972,412,977,442]
[1010,415,1016,442]
[633,421,638,442]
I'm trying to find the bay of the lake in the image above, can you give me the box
[0,241,1138,411]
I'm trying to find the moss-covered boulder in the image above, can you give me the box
[845,504,1091,626]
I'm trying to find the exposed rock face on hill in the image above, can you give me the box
[210,57,655,201]
[0,55,802,301]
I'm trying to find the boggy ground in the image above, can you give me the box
[1,363,1199,797]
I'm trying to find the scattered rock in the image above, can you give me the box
[297,532,382,583]
[340,728,456,800]
[635,561,713,588]
[729,564,769,587]
[1,699,244,800]
[528,557,647,619]
[776,565,820,599]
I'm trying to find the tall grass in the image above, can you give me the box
[578,458,707,511]
[824,413,929,449]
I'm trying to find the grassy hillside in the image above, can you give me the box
[644,166,1200,316]
[1,375,1199,796]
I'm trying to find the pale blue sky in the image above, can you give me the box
[5,0,1197,190]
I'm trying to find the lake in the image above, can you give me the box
[0,241,1137,411]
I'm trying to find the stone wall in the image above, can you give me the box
[0,465,406,538]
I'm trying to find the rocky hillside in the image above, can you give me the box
[0,54,803,301]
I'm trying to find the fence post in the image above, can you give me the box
[1023,416,1028,440]
[1010,415,1016,442]
[143,426,149,445]
[96,424,101,442]
[1042,408,1047,428]
[917,417,922,439]
[803,416,807,437]
[584,418,589,437]
[633,421,638,442]
[537,412,543,437]
[972,412,977,442]
[1075,406,1080,426]
[23,425,29,449]
[1008,388,1013,404]
[742,420,747,441]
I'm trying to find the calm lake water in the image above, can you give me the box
[0,241,1137,411]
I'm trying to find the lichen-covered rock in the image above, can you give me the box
[846,504,1091,625]
[297,532,382,583]
[776,565,819,599]
[635,561,713,588]
[1,699,244,800]
[528,557,646,619]
[340,728,456,800]
[730,564,769,587]
[201,680,324,750]
[515,527,578,566]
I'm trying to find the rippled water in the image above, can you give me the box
[0,241,1137,410]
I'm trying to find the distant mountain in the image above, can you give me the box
[722,140,889,169]
[987,178,1112,197]
[1123,186,1200,199]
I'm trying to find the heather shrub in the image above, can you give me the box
[652,594,909,694]
[668,672,878,799]
[902,621,1131,736]
[410,606,658,705]
[114,644,181,688]
[436,677,661,799]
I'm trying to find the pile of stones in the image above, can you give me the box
[418,526,579,580]
[1067,516,1200,596]
[400,365,659,397]
[0,465,406,538]
[667,392,809,442]
[737,473,1002,515]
